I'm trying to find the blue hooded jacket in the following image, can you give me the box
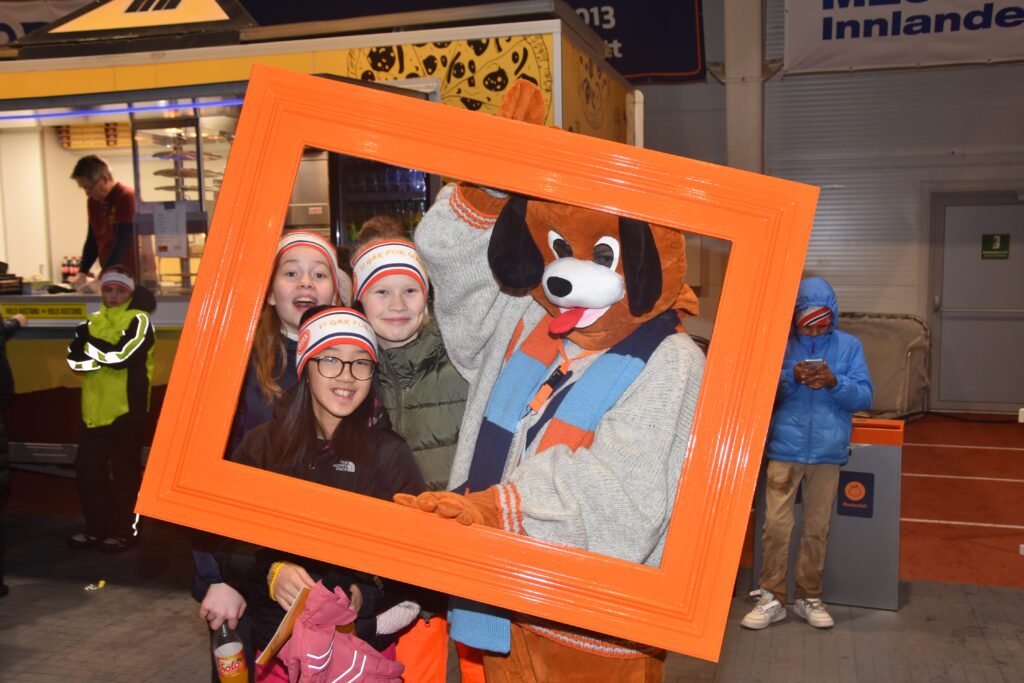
[764,277,873,465]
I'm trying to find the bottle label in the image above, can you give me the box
[215,642,248,681]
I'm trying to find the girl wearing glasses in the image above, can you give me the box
[217,306,427,680]
[351,235,478,682]
[195,232,351,680]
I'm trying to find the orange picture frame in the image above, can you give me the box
[136,64,818,661]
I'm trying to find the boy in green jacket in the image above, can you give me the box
[66,266,155,553]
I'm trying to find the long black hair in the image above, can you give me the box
[264,306,381,474]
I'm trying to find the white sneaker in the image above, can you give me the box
[794,598,834,628]
[741,589,786,630]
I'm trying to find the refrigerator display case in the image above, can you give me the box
[130,104,238,294]
[329,154,436,245]
[278,76,441,247]
[285,149,436,246]
[127,79,437,295]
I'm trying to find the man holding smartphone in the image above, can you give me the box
[742,277,873,631]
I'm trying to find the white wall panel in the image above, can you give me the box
[766,64,1024,160]
[765,0,785,60]
[643,1,1024,322]
[0,147,5,263]
[762,0,1024,317]
[44,130,88,281]
[0,128,49,280]
[702,0,725,63]
[642,81,727,164]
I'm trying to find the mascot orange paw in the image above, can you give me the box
[393,490,502,528]
[497,79,548,125]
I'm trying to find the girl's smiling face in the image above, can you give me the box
[359,274,427,349]
[268,245,336,335]
[307,344,375,438]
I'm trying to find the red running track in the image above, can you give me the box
[738,414,1024,589]
[900,414,1024,589]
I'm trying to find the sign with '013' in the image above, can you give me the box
[785,0,1024,74]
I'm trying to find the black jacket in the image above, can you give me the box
[215,419,427,652]
[193,333,299,594]
[227,334,298,455]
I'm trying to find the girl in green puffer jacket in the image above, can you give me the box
[351,225,481,683]
[351,232,468,491]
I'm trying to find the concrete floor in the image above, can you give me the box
[1,512,1022,682]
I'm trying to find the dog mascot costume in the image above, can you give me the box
[396,81,705,682]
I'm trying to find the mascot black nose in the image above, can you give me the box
[546,276,573,297]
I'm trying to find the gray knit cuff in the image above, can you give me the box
[495,484,524,535]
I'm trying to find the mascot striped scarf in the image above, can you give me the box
[449,309,680,652]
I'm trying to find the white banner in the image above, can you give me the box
[785,0,1024,74]
[0,0,90,46]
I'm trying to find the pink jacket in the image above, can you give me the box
[278,583,404,683]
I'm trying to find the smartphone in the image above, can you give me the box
[803,358,825,371]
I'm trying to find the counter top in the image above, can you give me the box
[0,292,191,302]
[0,292,190,328]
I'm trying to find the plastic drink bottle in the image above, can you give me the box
[213,624,248,682]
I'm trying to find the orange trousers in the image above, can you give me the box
[481,623,665,683]
[394,616,485,683]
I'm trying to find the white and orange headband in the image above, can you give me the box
[296,307,378,378]
[352,240,429,302]
[277,231,348,305]
[100,270,134,292]
[796,305,832,328]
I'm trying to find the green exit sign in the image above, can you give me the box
[982,234,1010,260]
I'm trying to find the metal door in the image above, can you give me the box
[929,193,1024,412]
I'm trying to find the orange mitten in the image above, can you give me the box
[457,183,508,217]
[393,489,501,528]
[497,79,548,126]
[454,80,548,217]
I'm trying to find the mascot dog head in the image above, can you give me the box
[485,193,699,350]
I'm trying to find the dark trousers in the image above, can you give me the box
[75,415,145,539]
[1,489,7,584]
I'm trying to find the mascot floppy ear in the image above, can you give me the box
[487,195,545,290]
[619,216,662,316]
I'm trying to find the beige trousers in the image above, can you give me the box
[758,459,840,605]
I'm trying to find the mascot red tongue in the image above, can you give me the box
[549,307,586,335]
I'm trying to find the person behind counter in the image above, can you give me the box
[65,267,156,553]
[1,312,27,598]
[69,155,136,287]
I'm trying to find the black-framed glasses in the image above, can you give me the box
[78,176,102,194]
[310,356,376,381]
